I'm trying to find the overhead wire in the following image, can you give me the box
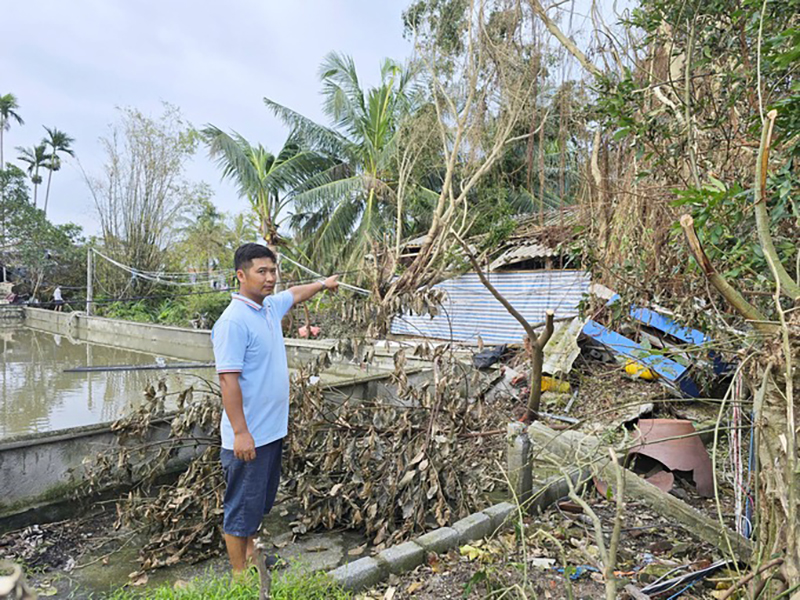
[89,248,370,294]
[279,253,370,296]
[23,252,369,309]
[91,249,220,287]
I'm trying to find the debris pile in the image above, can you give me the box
[77,344,514,573]
[283,346,512,548]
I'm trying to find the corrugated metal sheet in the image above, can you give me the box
[489,243,556,270]
[391,270,591,346]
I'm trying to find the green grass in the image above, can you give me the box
[104,566,351,600]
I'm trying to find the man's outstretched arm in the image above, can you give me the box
[290,274,339,305]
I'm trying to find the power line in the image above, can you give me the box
[91,248,218,287]
[12,271,367,308]
[280,254,370,296]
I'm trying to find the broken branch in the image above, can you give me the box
[753,109,800,300]
[679,214,772,331]
[528,0,602,78]
[452,230,553,420]
[718,557,784,600]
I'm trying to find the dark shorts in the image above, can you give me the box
[220,438,282,538]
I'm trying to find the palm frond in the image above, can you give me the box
[291,162,353,196]
[509,187,563,213]
[43,126,75,156]
[263,98,352,160]
[290,174,364,214]
[319,52,365,115]
[0,94,24,126]
[269,150,330,192]
[202,126,264,199]
[310,195,363,264]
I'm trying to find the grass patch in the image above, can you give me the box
[104,566,351,600]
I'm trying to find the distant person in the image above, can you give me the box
[211,243,338,577]
[52,286,64,312]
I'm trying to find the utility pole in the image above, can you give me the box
[86,247,93,316]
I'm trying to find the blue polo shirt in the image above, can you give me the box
[211,290,295,450]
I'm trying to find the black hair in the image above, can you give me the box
[234,243,277,272]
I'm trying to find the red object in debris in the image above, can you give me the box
[510,373,528,387]
[644,469,675,493]
[298,326,310,338]
[309,326,321,337]
[628,419,714,497]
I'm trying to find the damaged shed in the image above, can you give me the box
[390,269,590,346]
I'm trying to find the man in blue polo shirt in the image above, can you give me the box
[212,243,338,576]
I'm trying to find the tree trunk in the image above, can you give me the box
[44,166,53,216]
[756,345,800,596]
[33,164,40,207]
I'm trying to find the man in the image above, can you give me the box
[52,286,64,312]
[211,243,338,576]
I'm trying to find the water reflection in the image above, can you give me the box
[0,327,211,438]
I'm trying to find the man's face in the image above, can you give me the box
[237,257,277,301]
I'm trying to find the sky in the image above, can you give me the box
[1,1,414,235]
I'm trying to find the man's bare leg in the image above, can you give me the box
[224,534,249,575]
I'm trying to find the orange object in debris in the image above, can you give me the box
[625,360,658,380]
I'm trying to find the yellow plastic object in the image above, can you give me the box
[541,376,571,393]
[625,360,658,380]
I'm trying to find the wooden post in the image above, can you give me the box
[86,247,93,316]
[452,231,555,421]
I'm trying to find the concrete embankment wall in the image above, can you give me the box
[0,414,206,532]
[23,306,342,363]
[0,306,24,320]
[23,308,215,362]
[21,307,412,374]
[3,309,429,530]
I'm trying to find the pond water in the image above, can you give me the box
[0,326,212,439]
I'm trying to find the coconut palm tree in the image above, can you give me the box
[41,126,75,216]
[0,94,24,168]
[202,127,328,248]
[264,52,431,272]
[16,143,49,208]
